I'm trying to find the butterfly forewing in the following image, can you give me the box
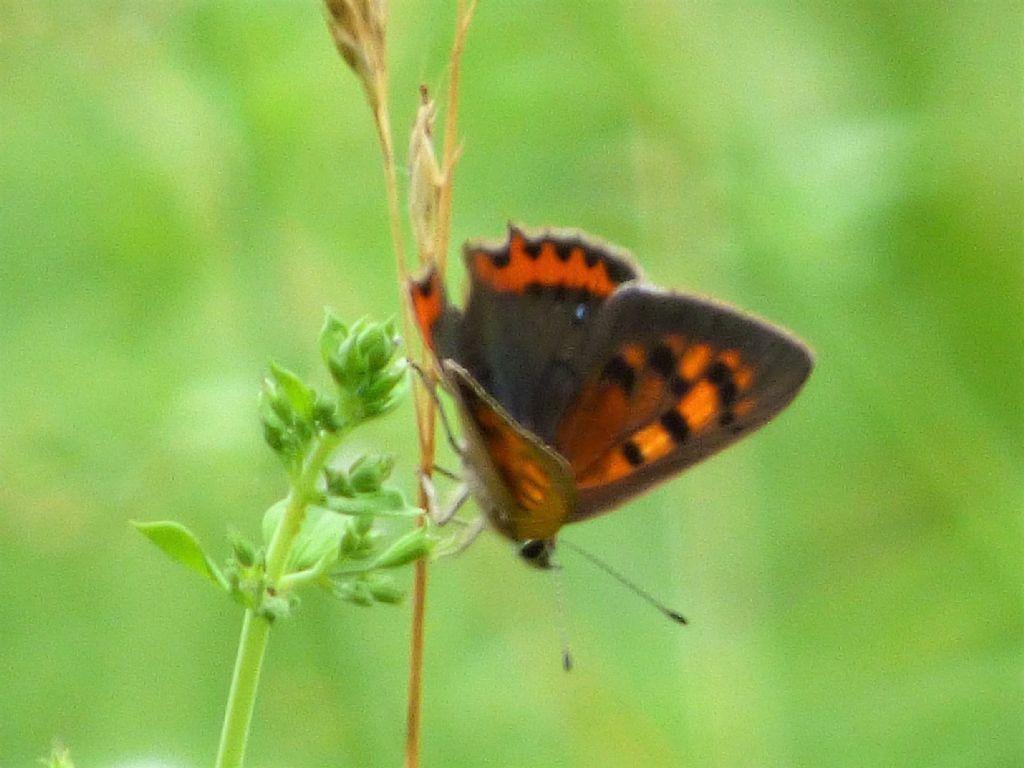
[557,285,813,520]
[465,225,639,299]
[458,226,640,435]
[410,267,463,361]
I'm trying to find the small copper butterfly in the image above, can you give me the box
[410,225,813,566]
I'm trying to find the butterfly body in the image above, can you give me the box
[411,226,812,560]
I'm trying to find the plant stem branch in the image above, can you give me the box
[266,434,340,582]
[375,99,410,279]
[372,73,425,442]
[214,432,340,768]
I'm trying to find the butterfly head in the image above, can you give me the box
[517,538,557,569]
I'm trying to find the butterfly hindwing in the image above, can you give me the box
[556,284,813,520]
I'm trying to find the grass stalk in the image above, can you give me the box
[324,3,478,764]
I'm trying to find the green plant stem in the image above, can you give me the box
[214,432,342,768]
[214,610,271,768]
[266,433,342,582]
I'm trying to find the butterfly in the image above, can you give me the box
[410,225,813,567]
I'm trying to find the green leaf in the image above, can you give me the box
[269,360,316,422]
[258,383,307,471]
[312,394,341,433]
[325,488,422,517]
[348,452,395,492]
[365,572,404,604]
[366,526,432,569]
[262,501,349,574]
[259,591,296,621]
[319,311,349,370]
[332,576,374,606]
[356,322,395,369]
[277,547,339,592]
[133,520,228,590]
[331,572,405,606]
[287,505,347,572]
[322,315,407,422]
[227,528,257,567]
[335,525,432,574]
[261,499,289,546]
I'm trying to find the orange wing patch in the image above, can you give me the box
[559,341,760,490]
[409,269,445,352]
[678,379,718,432]
[451,367,576,541]
[468,227,636,298]
[470,400,554,514]
[680,343,712,380]
[556,378,632,473]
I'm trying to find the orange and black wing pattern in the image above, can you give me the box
[464,225,638,299]
[556,285,813,519]
[409,226,812,540]
[455,226,641,431]
[409,267,454,358]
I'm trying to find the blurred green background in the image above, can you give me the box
[2,1,1021,766]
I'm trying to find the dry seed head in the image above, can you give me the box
[408,86,443,265]
[324,0,388,108]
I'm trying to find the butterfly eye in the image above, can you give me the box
[574,303,587,322]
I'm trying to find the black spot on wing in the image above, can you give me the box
[555,241,574,262]
[622,440,644,467]
[649,344,676,379]
[601,355,636,394]
[604,257,636,285]
[706,361,738,407]
[660,409,690,443]
[668,374,691,397]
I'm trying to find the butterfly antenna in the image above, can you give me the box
[551,564,575,672]
[559,539,688,625]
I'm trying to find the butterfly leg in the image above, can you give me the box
[430,463,460,481]
[407,359,464,457]
[417,471,488,557]
[417,469,486,555]
[417,469,471,526]
[433,514,486,559]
